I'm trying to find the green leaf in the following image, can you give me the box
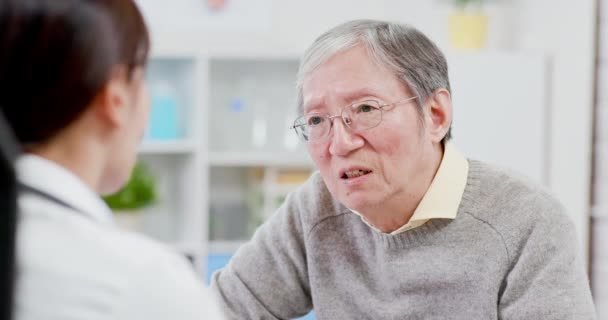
[453,0,484,9]
[102,161,157,210]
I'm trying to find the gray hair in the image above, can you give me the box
[296,19,452,142]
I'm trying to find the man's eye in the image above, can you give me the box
[307,116,324,126]
[356,104,374,113]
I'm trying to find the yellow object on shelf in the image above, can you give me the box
[276,170,312,185]
[448,12,488,50]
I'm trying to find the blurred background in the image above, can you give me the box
[103,0,606,318]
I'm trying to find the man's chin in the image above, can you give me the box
[340,195,374,212]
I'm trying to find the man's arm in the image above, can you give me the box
[211,193,313,320]
[498,207,596,320]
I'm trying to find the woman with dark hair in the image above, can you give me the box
[0,1,223,319]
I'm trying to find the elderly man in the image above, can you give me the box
[211,19,595,319]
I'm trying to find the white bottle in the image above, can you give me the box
[251,100,268,150]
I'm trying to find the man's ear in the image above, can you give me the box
[425,88,453,143]
[92,66,130,129]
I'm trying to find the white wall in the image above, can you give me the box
[139,0,514,54]
[514,0,597,259]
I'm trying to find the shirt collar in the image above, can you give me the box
[16,154,114,225]
[352,142,469,234]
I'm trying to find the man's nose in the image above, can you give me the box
[328,117,364,156]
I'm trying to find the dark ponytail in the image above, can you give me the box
[0,109,18,320]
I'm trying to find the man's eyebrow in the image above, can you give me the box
[302,99,321,114]
[341,87,382,102]
[303,87,382,113]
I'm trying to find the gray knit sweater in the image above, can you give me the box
[211,160,596,319]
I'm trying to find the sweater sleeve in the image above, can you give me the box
[210,189,313,320]
[497,205,596,320]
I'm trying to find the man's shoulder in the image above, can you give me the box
[461,160,574,246]
[465,159,564,214]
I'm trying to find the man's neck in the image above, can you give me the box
[359,143,445,233]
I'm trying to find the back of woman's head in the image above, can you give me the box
[0,1,149,319]
[0,0,150,145]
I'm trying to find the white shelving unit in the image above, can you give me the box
[126,48,208,271]
[135,44,314,277]
[208,152,313,167]
[206,54,315,255]
[139,140,199,154]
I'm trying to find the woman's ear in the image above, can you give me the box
[92,66,131,129]
[425,88,453,143]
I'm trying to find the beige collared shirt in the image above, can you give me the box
[353,142,469,235]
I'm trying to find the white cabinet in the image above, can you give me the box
[208,58,302,154]
[206,57,314,254]
[130,54,207,270]
[138,48,313,275]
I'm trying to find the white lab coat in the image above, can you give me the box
[13,155,224,320]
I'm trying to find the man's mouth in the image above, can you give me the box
[341,169,373,179]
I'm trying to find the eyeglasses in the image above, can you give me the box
[291,96,419,143]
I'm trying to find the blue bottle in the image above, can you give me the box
[148,80,180,140]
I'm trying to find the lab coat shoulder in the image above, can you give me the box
[19,195,224,320]
[108,230,225,320]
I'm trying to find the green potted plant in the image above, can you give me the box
[103,161,157,231]
[448,0,489,50]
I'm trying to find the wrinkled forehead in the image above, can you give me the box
[299,45,410,114]
[301,71,411,115]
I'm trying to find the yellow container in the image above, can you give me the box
[448,12,489,50]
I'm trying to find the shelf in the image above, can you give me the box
[173,241,205,255]
[592,206,608,219]
[208,50,301,61]
[209,240,247,254]
[139,140,198,154]
[265,183,305,195]
[209,152,314,168]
